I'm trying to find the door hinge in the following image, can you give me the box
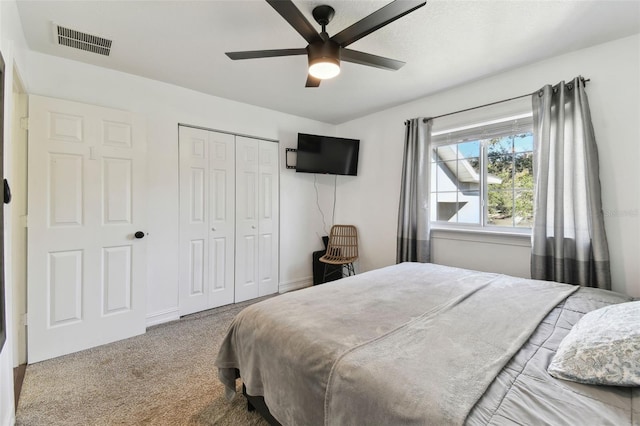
[20,117,29,130]
[21,215,28,228]
[22,313,28,326]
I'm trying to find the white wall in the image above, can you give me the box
[336,34,640,297]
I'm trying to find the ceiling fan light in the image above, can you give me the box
[309,59,340,79]
[307,40,341,80]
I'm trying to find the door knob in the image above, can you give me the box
[134,231,145,239]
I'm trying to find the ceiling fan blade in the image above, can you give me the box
[266,0,322,44]
[305,75,321,88]
[341,49,405,70]
[226,48,307,60]
[331,0,426,48]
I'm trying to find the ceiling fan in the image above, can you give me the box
[225,0,427,87]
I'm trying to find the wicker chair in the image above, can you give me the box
[319,225,358,282]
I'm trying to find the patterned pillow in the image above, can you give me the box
[548,301,640,386]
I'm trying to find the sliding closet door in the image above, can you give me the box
[178,127,235,315]
[235,137,279,302]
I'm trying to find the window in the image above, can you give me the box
[430,114,534,230]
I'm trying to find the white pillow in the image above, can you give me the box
[548,301,640,386]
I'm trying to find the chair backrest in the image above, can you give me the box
[325,225,358,261]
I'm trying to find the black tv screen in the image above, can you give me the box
[296,133,359,176]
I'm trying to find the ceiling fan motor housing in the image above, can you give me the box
[307,39,341,68]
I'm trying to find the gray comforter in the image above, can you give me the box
[215,262,638,425]
[468,285,639,425]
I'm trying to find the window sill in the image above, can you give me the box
[430,225,531,247]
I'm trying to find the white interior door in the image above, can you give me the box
[178,127,235,315]
[27,95,147,363]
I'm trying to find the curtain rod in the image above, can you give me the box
[407,76,590,124]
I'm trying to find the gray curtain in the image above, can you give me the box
[531,77,611,289]
[397,118,432,263]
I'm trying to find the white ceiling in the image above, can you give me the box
[16,0,640,124]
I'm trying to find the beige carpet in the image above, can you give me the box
[16,298,272,426]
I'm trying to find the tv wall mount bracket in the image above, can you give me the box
[286,148,297,169]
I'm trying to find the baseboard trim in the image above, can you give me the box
[145,308,180,327]
[279,277,313,293]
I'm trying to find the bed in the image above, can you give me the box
[215,262,639,425]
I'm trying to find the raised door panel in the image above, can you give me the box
[48,153,83,227]
[48,112,83,143]
[189,239,206,296]
[48,250,83,326]
[102,121,132,148]
[102,246,132,315]
[210,237,227,290]
[190,167,206,224]
[102,158,132,225]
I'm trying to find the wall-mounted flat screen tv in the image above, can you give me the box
[296,133,360,176]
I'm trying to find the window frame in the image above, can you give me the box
[430,113,534,234]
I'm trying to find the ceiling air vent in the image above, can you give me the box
[55,24,112,56]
